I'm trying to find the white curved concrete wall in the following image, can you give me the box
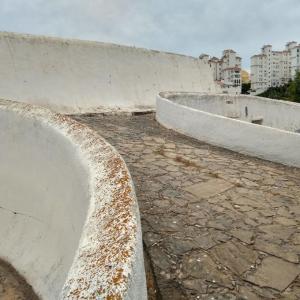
[168,93,300,132]
[0,32,218,113]
[157,92,300,167]
[0,100,146,299]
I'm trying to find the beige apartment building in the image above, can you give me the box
[200,49,242,94]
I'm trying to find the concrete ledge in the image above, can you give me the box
[0,99,146,299]
[156,92,300,168]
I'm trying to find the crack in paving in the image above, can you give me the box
[0,206,43,223]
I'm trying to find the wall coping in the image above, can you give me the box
[158,91,300,109]
[0,31,200,61]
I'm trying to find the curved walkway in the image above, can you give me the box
[72,113,300,300]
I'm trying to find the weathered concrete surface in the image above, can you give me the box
[157,92,300,168]
[73,112,300,300]
[0,100,146,299]
[0,32,218,113]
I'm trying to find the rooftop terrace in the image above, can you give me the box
[71,112,300,300]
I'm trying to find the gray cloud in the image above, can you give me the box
[0,0,299,69]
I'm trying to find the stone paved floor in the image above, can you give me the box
[0,260,38,300]
[73,113,300,300]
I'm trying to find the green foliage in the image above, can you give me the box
[257,84,291,100]
[257,71,300,103]
[242,82,251,94]
[288,71,300,102]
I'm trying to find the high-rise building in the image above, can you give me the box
[199,50,242,94]
[251,42,300,94]
[290,43,300,79]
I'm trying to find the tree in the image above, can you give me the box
[242,82,251,94]
[288,71,300,102]
[257,84,290,100]
[257,71,300,103]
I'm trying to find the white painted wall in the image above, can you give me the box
[0,32,218,113]
[0,108,89,299]
[0,100,146,299]
[170,94,300,132]
[157,93,300,168]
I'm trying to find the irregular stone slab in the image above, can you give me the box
[274,216,298,226]
[163,237,197,255]
[148,246,173,271]
[246,256,300,291]
[158,285,187,300]
[260,209,276,217]
[230,195,269,209]
[280,278,300,300]
[181,279,208,294]
[184,178,233,199]
[241,178,259,188]
[181,250,234,289]
[254,239,299,263]
[230,229,254,244]
[210,241,258,275]
[149,216,186,233]
[243,173,262,182]
[193,233,218,250]
[258,225,295,241]
[292,233,300,245]
[207,215,234,231]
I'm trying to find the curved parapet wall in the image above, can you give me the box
[0,100,146,299]
[0,32,218,113]
[157,92,300,167]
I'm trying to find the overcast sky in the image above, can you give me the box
[0,0,299,69]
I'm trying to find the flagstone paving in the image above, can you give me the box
[0,260,38,300]
[72,112,300,300]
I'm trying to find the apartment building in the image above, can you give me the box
[199,50,242,94]
[251,42,300,94]
[290,43,300,79]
